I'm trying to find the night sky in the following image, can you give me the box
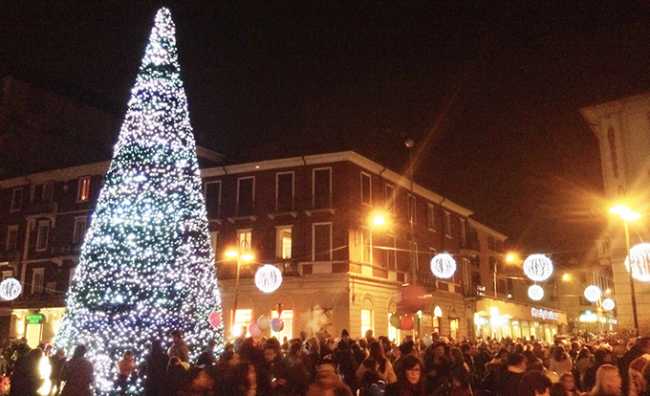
[2,1,650,256]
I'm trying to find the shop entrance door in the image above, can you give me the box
[25,323,42,348]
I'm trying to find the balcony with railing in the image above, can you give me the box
[24,201,58,215]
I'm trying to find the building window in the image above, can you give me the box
[361,309,374,337]
[409,241,418,273]
[1,271,12,281]
[232,309,252,337]
[237,229,252,251]
[77,176,92,202]
[444,211,451,237]
[427,204,436,230]
[31,268,45,294]
[5,225,18,251]
[450,318,459,340]
[72,217,88,244]
[388,313,400,342]
[272,309,293,341]
[351,229,371,264]
[276,172,295,212]
[204,181,222,219]
[41,182,54,202]
[312,168,332,209]
[312,223,332,261]
[408,194,416,225]
[276,226,292,259]
[472,272,481,293]
[360,172,372,205]
[460,218,467,246]
[384,184,395,212]
[236,177,255,216]
[35,220,50,252]
[10,188,24,212]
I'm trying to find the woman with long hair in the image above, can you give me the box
[356,341,397,384]
[589,364,622,396]
[385,355,427,396]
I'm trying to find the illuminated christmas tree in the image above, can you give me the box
[55,8,223,393]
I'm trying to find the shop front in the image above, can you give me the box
[474,298,567,343]
[11,307,66,347]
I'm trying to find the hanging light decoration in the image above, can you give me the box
[255,264,283,293]
[0,278,22,301]
[430,253,457,279]
[528,284,544,301]
[625,243,650,282]
[523,254,554,282]
[584,285,602,303]
[601,297,615,311]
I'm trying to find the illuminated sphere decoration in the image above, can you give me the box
[0,278,22,301]
[625,243,650,282]
[584,285,602,303]
[523,254,554,282]
[528,284,544,301]
[255,264,283,294]
[601,297,616,311]
[430,253,457,279]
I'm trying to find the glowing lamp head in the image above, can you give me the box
[528,284,544,301]
[601,297,615,311]
[224,249,238,259]
[505,252,520,265]
[610,204,641,222]
[368,209,390,230]
[240,252,255,263]
[561,273,573,282]
[584,285,602,303]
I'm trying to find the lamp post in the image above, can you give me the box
[610,203,640,336]
[405,138,416,284]
[224,247,255,338]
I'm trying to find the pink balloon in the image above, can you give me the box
[271,318,284,332]
[400,315,414,331]
[208,311,222,329]
[249,322,262,337]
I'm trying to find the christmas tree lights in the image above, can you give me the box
[54,8,223,394]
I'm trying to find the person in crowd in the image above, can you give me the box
[558,372,583,396]
[334,330,359,391]
[385,355,427,396]
[627,354,650,396]
[115,350,136,394]
[168,330,189,365]
[196,339,218,367]
[499,353,527,396]
[142,340,168,396]
[584,348,614,391]
[356,340,397,385]
[49,348,66,396]
[263,339,291,395]
[10,344,42,396]
[549,345,573,376]
[620,337,650,395]
[306,359,354,396]
[589,364,622,396]
[517,370,552,396]
[575,348,593,391]
[60,345,94,396]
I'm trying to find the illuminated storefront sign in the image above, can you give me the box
[531,307,559,321]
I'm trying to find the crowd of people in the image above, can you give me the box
[2,328,650,396]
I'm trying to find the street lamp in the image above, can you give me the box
[561,273,573,282]
[609,203,641,336]
[367,209,391,266]
[405,138,416,283]
[223,247,255,338]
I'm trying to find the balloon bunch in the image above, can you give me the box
[389,313,415,331]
